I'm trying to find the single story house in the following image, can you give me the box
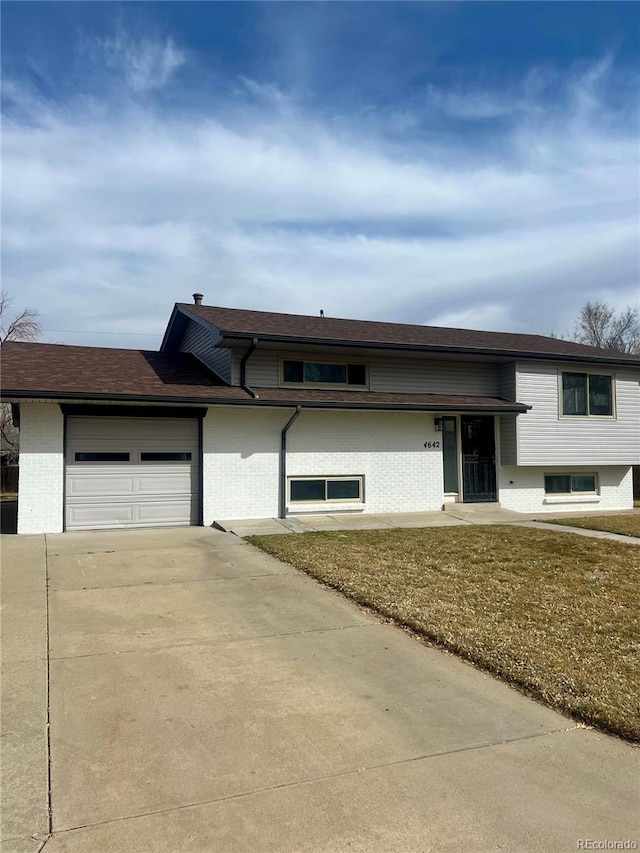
[2,296,639,534]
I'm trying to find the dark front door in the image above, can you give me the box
[461,416,497,503]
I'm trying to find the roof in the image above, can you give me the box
[0,341,528,412]
[175,303,640,365]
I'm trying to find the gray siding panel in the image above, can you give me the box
[245,351,499,396]
[515,361,640,465]
[499,415,517,465]
[179,320,231,383]
[498,363,516,399]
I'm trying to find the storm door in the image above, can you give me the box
[460,416,497,503]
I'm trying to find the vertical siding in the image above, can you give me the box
[498,363,516,399]
[179,320,231,383]
[515,362,640,465]
[499,415,517,465]
[244,351,499,395]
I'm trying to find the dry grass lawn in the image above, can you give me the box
[543,513,640,538]
[248,525,640,741]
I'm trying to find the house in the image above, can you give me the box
[2,296,639,534]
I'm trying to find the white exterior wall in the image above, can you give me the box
[202,408,284,521]
[286,410,442,514]
[17,403,64,534]
[515,362,640,465]
[202,407,443,520]
[498,465,633,513]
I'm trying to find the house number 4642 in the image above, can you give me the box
[423,441,440,449]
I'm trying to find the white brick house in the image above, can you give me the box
[2,298,639,534]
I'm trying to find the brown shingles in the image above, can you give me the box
[180,303,640,362]
[0,342,244,400]
[1,341,527,410]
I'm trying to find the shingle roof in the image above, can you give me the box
[178,303,640,364]
[0,341,528,411]
[0,342,241,400]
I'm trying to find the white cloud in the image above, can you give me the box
[2,53,638,348]
[98,31,185,93]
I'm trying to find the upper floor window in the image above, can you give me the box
[561,372,613,417]
[282,359,367,387]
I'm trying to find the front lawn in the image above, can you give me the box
[248,526,640,741]
[543,513,640,538]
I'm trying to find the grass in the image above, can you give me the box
[543,513,640,538]
[248,525,640,742]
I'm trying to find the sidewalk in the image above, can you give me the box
[216,506,640,543]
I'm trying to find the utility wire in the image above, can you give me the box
[42,328,160,336]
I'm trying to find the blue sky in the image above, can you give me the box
[2,1,639,348]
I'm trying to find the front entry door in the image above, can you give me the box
[461,416,497,503]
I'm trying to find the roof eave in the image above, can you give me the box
[216,330,639,366]
[2,389,529,413]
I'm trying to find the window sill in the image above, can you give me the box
[288,503,365,514]
[543,495,600,505]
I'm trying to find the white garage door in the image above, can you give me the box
[65,417,199,530]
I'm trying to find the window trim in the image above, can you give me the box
[279,358,369,389]
[288,476,365,504]
[73,451,131,463]
[558,370,615,419]
[544,473,599,495]
[139,451,193,462]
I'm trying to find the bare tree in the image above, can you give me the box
[572,300,640,354]
[1,293,42,465]
[0,292,41,343]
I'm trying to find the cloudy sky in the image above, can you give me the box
[2,1,639,349]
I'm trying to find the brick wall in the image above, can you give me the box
[17,403,64,534]
[202,407,443,521]
[498,465,633,513]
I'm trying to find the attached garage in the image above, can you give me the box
[65,415,201,530]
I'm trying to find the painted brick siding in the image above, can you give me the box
[287,410,443,514]
[498,465,633,513]
[202,408,284,522]
[202,407,444,520]
[17,403,64,534]
[515,362,640,465]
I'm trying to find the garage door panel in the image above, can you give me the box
[65,417,200,531]
[134,470,193,496]
[66,503,136,529]
[67,473,137,497]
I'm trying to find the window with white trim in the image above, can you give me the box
[561,372,613,417]
[289,476,364,503]
[282,359,367,387]
[544,474,598,495]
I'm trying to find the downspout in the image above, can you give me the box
[240,337,259,398]
[279,406,302,519]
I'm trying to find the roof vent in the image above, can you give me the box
[192,293,203,306]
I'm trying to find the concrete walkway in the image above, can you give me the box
[217,506,640,544]
[1,527,638,853]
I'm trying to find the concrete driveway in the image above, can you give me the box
[2,527,638,852]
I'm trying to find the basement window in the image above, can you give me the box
[544,474,598,495]
[289,477,364,503]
